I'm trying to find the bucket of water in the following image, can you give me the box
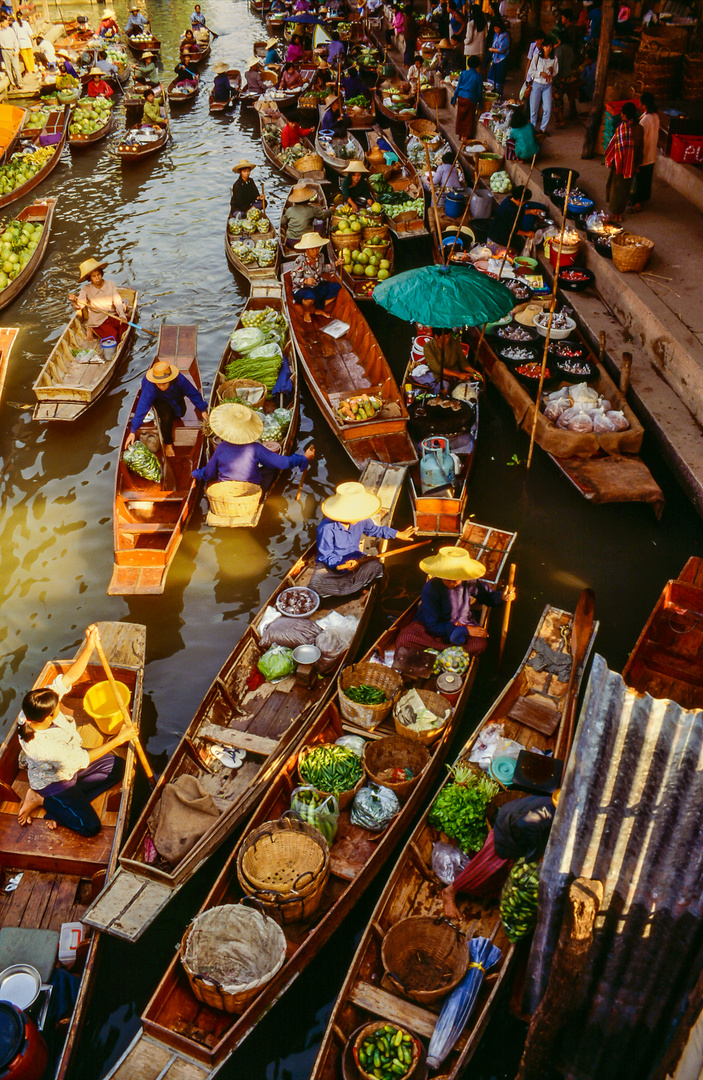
[101,336,118,361]
[83,680,131,734]
[444,191,465,219]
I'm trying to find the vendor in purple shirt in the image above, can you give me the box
[309,481,415,597]
[125,360,209,457]
[192,403,314,490]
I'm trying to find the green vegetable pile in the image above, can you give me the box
[369,174,425,220]
[428,763,499,854]
[224,352,282,393]
[290,786,339,844]
[123,439,162,483]
[344,684,387,705]
[346,94,371,109]
[499,857,541,941]
[0,219,44,290]
[0,145,56,199]
[356,1025,416,1080]
[299,743,363,795]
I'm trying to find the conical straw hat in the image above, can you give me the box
[419,546,486,580]
[321,481,381,523]
[209,403,264,444]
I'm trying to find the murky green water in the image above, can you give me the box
[1,1,702,1076]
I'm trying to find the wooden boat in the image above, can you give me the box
[344,95,376,129]
[167,75,200,105]
[116,119,169,162]
[279,178,328,259]
[32,288,138,422]
[108,324,203,595]
[374,81,417,124]
[366,126,429,239]
[339,236,394,303]
[255,100,325,182]
[182,43,211,67]
[126,33,161,55]
[205,282,298,528]
[0,621,146,1080]
[283,269,417,469]
[0,326,19,404]
[0,106,70,210]
[209,70,241,113]
[101,522,516,1080]
[310,600,599,1080]
[79,69,124,94]
[68,100,114,148]
[623,556,703,709]
[84,459,405,941]
[225,214,279,283]
[0,102,28,163]
[0,198,56,314]
[475,322,666,515]
[315,126,365,175]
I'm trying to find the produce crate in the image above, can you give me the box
[670,133,703,162]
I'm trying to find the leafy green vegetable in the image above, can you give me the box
[344,684,387,705]
[428,765,499,853]
[123,440,161,483]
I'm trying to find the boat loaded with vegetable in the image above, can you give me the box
[100,521,515,1080]
[255,100,325,183]
[0,106,70,209]
[225,206,279,282]
[0,197,56,313]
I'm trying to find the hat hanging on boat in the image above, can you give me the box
[246,56,262,69]
[321,482,382,524]
[294,231,329,250]
[209,403,264,444]
[232,158,257,173]
[344,160,369,174]
[213,61,229,73]
[266,36,279,47]
[78,257,108,281]
[88,67,104,77]
[146,360,180,384]
[419,546,486,581]
[289,183,316,203]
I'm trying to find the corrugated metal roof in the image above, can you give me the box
[525,653,703,1080]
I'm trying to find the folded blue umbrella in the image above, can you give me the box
[426,934,503,1069]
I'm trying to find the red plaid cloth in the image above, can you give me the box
[605,120,635,179]
[452,829,512,897]
[395,621,489,656]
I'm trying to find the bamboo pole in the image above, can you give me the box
[93,630,156,790]
[497,562,516,672]
[526,169,573,471]
[497,153,537,280]
[445,169,480,263]
[423,141,444,263]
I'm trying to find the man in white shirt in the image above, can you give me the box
[12,14,33,73]
[0,17,22,87]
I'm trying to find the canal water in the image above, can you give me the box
[1,1,702,1075]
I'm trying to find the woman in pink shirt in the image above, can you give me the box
[286,35,304,64]
[631,92,659,211]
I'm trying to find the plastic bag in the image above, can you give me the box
[123,440,162,483]
[431,841,470,885]
[335,734,367,757]
[228,327,265,354]
[569,382,599,406]
[290,785,339,845]
[316,627,353,673]
[260,617,319,650]
[433,646,471,676]
[257,645,295,682]
[350,783,400,832]
[557,406,593,432]
[593,411,617,433]
[607,409,629,431]
[499,857,541,941]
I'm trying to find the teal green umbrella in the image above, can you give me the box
[373,263,515,329]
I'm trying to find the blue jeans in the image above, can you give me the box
[530,82,552,131]
[42,754,125,836]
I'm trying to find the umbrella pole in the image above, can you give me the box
[424,142,445,264]
[497,153,536,280]
[526,170,573,471]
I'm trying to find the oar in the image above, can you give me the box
[203,23,219,37]
[93,629,156,790]
[554,588,596,763]
[84,301,158,338]
[497,561,516,672]
[375,539,431,562]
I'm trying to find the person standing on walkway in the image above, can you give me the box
[631,92,659,211]
[403,4,418,66]
[463,5,486,63]
[452,55,482,139]
[604,101,642,222]
[487,16,509,95]
[527,38,558,135]
[0,16,22,88]
[12,14,34,74]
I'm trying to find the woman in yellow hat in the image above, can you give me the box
[395,546,515,656]
[68,258,127,342]
[134,50,159,84]
[340,159,372,211]
[86,66,114,97]
[230,158,263,218]
[192,403,314,488]
[265,37,282,65]
[290,232,342,323]
[98,7,120,37]
[320,91,352,137]
[125,360,208,457]
[309,482,415,596]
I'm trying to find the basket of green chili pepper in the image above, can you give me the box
[297,742,366,809]
[338,661,404,731]
[353,1021,422,1080]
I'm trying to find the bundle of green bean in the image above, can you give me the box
[499,857,541,941]
[344,683,387,705]
[299,744,363,795]
[356,1025,416,1079]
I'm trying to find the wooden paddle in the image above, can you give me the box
[497,561,516,672]
[203,23,219,37]
[83,301,158,338]
[554,587,595,763]
[93,629,156,790]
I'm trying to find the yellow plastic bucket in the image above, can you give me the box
[83,680,130,735]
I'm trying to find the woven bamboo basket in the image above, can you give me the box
[477,152,503,178]
[362,223,389,241]
[296,151,324,173]
[331,230,361,252]
[394,688,452,745]
[217,377,267,405]
[338,661,404,730]
[422,85,447,109]
[381,915,470,1003]
[363,734,430,799]
[237,814,330,923]
[408,118,437,138]
[353,1022,422,1080]
[297,743,366,808]
[611,231,654,273]
[206,480,262,520]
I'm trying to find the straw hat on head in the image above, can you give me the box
[88,67,104,77]
[266,36,279,47]
[103,7,116,17]
[419,546,486,581]
[246,56,262,69]
[213,61,229,74]
[289,182,316,203]
[294,231,329,250]
[438,37,453,48]
[232,158,257,173]
[324,91,341,105]
[321,481,381,523]
[142,51,155,59]
[209,403,264,444]
[130,5,140,11]
[344,160,368,174]
[317,58,330,69]
[146,360,180,385]
[78,257,108,281]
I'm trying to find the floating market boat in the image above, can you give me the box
[373,79,418,124]
[283,269,418,469]
[343,94,376,129]
[0,102,27,162]
[0,197,56,313]
[99,522,516,1080]
[167,74,200,105]
[0,621,145,1080]
[365,126,429,240]
[108,324,204,596]
[255,101,325,182]
[0,105,70,210]
[115,119,169,161]
[68,96,114,147]
[0,326,19,403]
[315,125,365,175]
[279,178,328,258]
[84,459,405,941]
[209,70,241,113]
[126,33,161,55]
[32,287,138,422]
[338,234,394,304]
[225,210,280,283]
[310,599,598,1080]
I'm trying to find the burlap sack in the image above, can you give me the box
[149,774,222,866]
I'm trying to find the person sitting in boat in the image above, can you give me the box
[97,49,120,79]
[320,92,351,137]
[395,547,515,657]
[278,61,304,90]
[326,29,345,65]
[126,360,208,458]
[291,232,342,324]
[245,57,269,94]
[265,36,282,65]
[286,33,305,64]
[125,4,149,36]
[425,149,461,191]
[230,158,264,218]
[192,403,314,492]
[180,28,201,65]
[310,60,333,91]
[86,66,114,97]
[143,88,167,127]
[174,58,197,86]
[57,57,80,85]
[270,0,287,12]
[16,626,138,837]
[191,3,206,28]
[341,160,372,210]
[487,184,538,249]
[341,64,370,102]
[211,61,234,102]
[281,182,333,245]
[69,258,127,343]
[134,50,159,83]
[310,482,416,597]
[281,117,314,149]
[99,7,120,36]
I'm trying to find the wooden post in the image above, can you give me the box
[598,329,606,364]
[582,0,615,159]
[516,878,604,1080]
[620,350,632,393]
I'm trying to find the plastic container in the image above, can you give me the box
[548,243,579,269]
[101,335,117,361]
[670,134,703,162]
[59,922,85,970]
[436,671,463,704]
[470,189,492,219]
[83,680,130,735]
[444,191,466,218]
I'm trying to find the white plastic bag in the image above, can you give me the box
[431,841,470,885]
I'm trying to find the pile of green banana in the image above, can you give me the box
[499,857,541,942]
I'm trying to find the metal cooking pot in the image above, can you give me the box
[0,967,51,1032]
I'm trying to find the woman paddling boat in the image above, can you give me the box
[230,158,265,217]
[290,231,342,323]
[134,49,159,84]
[193,402,313,491]
[211,60,235,104]
[68,257,128,342]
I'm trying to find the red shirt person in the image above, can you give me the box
[281,119,314,148]
[86,69,114,97]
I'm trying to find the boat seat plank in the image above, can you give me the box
[196,723,278,758]
[639,642,703,688]
[0,811,114,875]
[246,683,309,739]
[119,523,176,534]
[349,982,438,1040]
[122,491,190,503]
[85,868,174,937]
[109,1032,210,1080]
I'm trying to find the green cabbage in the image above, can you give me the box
[228,327,265,354]
[257,645,296,682]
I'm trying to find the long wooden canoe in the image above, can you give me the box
[224,215,279,283]
[167,75,200,105]
[108,324,203,596]
[209,70,241,113]
[102,522,516,1080]
[366,125,429,240]
[68,99,114,148]
[255,101,325,183]
[373,83,417,124]
[279,178,329,259]
[0,621,146,1080]
[32,287,138,422]
[0,102,28,164]
[0,326,19,405]
[0,197,56,313]
[116,116,169,161]
[126,33,161,55]
[205,280,299,527]
[311,601,599,1080]
[283,269,417,469]
[0,106,70,210]
[84,460,406,942]
[315,126,365,175]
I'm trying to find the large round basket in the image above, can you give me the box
[362,223,389,241]
[408,118,437,138]
[297,744,366,809]
[610,231,654,273]
[296,151,325,174]
[338,661,404,731]
[236,814,330,923]
[477,152,503,178]
[180,903,287,1014]
[422,85,447,109]
[363,734,430,800]
[352,1021,422,1080]
[381,915,470,1004]
[331,231,361,252]
[206,480,262,520]
[394,689,452,746]
[217,377,267,406]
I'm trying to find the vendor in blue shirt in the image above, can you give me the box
[264,36,282,64]
[125,5,150,35]
[191,4,206,27]
[125,360,208,457]
[451,55,482,140]
[192,403,314,490]
[309,482,416,597]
